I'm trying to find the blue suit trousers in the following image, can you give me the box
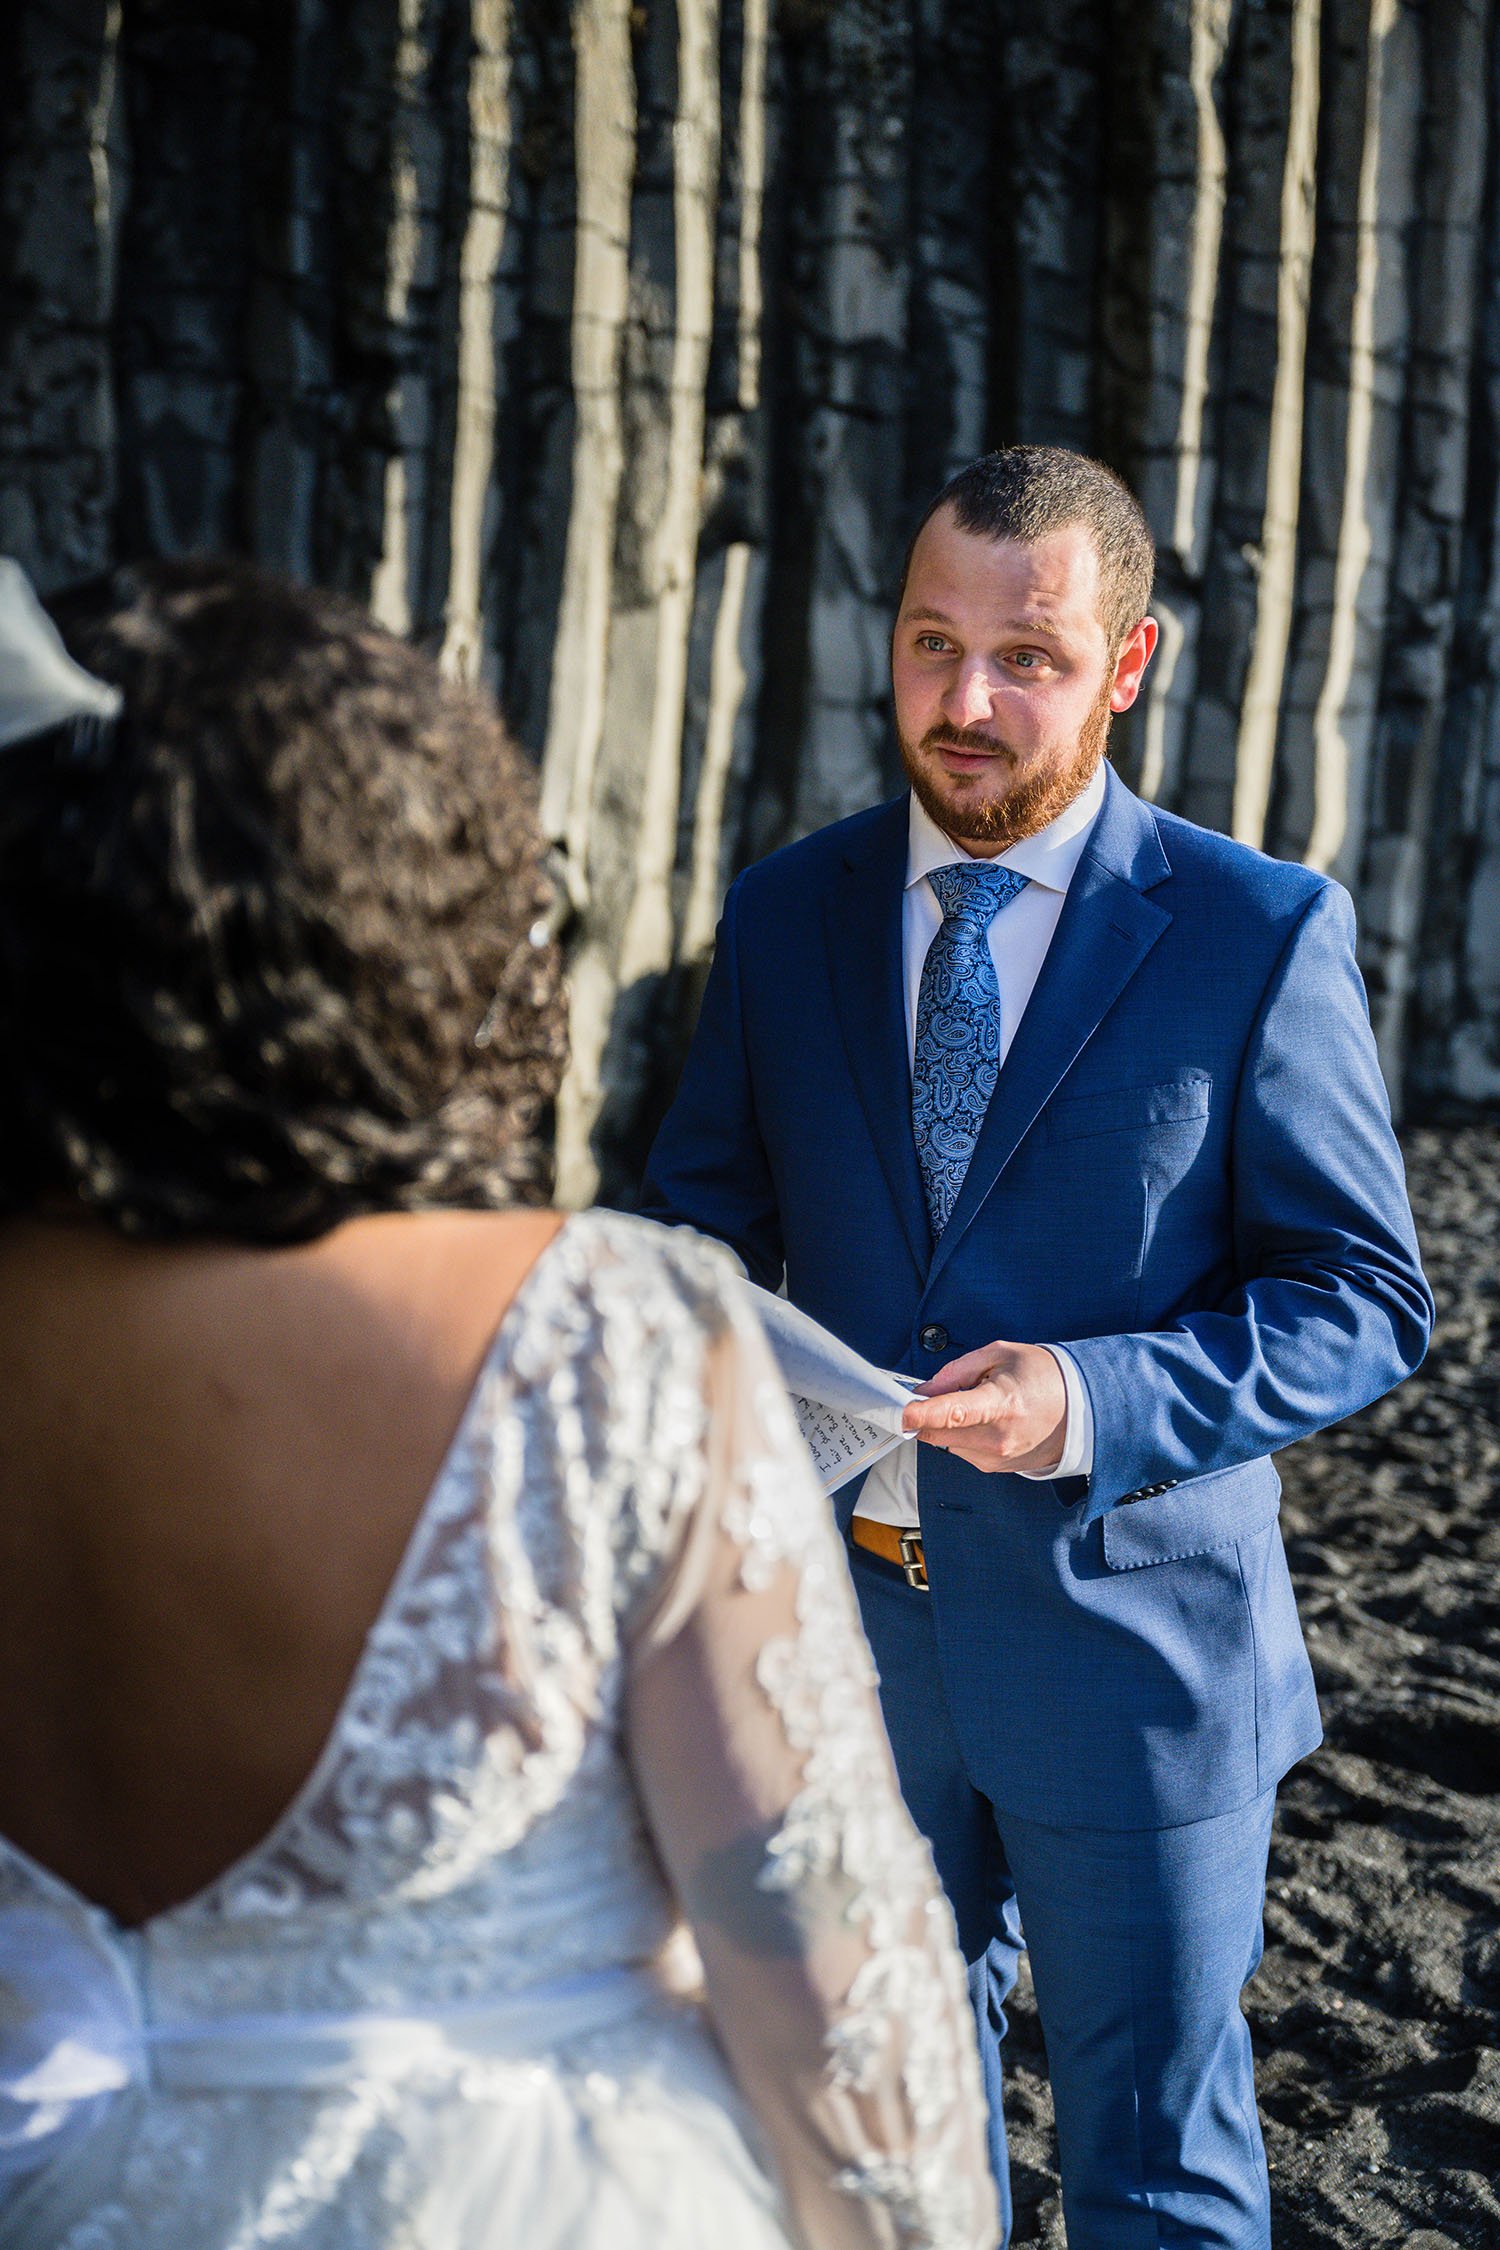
[853,1543,1275,2249]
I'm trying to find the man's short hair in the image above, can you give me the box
[906,445,1156,652]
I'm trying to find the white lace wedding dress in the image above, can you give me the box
[0,1212,994,2250]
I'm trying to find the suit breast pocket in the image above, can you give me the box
[1045,1072,1212,1143]
[1041,1074,1215,1327]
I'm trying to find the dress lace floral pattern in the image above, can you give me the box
[0,1212,994,2250]
[718,1348,990,2247]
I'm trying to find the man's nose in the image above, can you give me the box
[947,663,996,728]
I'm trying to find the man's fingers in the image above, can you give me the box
[917,1341,1005,1397]
[902,1382,1007,1433]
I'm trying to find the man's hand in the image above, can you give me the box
[901,1339,1068,1475]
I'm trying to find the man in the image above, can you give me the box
[640,446,1431,2247]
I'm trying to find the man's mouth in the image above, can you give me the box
[925,733,1006,772]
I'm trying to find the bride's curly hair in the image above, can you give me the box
[0,557,568,1240]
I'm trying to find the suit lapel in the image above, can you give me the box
[924,770,1174,1293]
[823,798,932,1279]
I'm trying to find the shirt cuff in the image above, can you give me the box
[1013,1345,1095,1482]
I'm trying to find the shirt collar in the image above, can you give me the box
[905,758,1107,896]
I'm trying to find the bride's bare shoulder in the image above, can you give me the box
[0,1203,568,1343]
[0,1205,573,1539]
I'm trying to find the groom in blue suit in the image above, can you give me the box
[641,447,1431,2246]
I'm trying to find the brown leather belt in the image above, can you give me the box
[849,1515,928,1591]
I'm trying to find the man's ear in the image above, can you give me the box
[1110,616,1159,713]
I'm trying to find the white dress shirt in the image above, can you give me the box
[855,764,1106,1530]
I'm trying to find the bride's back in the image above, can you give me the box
[0,555,569,1929]
[0,1206,560,1928]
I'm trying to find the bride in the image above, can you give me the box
[0,558,995,2250]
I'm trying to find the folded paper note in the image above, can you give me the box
[744,1285,921,1496]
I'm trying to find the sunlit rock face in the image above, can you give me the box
[4,0,1498,1198]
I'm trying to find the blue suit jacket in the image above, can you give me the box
[640,771,1433,1828]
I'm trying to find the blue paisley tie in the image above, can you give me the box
[913,862,1030,1234]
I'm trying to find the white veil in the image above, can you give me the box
[0,559,122,752]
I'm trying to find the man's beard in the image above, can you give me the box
[900,676,1114,851]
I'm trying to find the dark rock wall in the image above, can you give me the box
[3,0,1498,1198]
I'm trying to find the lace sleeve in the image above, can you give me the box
[625,1293,997,2250]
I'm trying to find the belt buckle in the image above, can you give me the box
[898,1530,929,1593]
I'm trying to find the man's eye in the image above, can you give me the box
[1010,651,1044,671]
[917,635,951,654]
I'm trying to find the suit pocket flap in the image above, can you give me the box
[1101,1461,1281,1570]
[1047,1073,1212,1141]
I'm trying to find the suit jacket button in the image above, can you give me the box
[919,1323,949,1354]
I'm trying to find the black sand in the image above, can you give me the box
[1005,1125,1500,2246]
